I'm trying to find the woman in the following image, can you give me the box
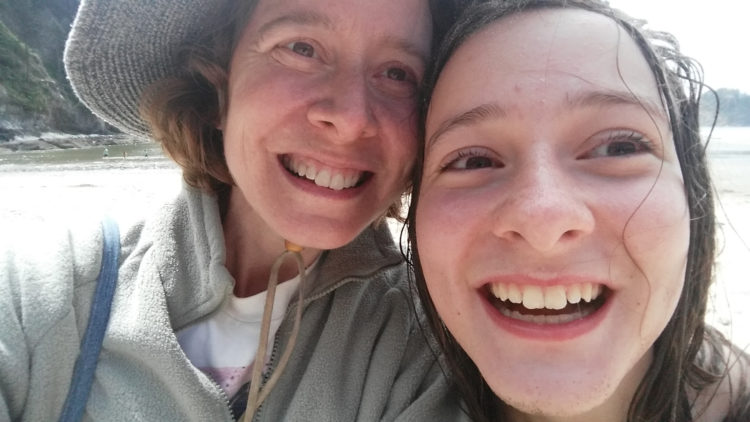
[0,0,467,421]
[408,0,750,420]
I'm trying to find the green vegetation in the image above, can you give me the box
[0,20,55,113]
[700,88,750,127]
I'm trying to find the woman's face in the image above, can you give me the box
[416,9,690,419]
[222,0,431,249]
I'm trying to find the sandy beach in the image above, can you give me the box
[1,128,749,349]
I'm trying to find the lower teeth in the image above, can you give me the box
[498,307,589,324]
[495,301,598,324]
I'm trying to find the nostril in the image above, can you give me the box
[561,230,580,240]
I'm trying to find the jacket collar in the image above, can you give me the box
[160,185,404,329]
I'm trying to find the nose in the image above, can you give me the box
[491,159,594,252]
[307,69,378,143]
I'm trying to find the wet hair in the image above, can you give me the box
[140,0,467,215]
[405,0,750,420]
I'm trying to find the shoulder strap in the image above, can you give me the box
[58,217,120,422]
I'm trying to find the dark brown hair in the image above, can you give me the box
[406,0,750,420]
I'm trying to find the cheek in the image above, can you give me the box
[227,66,313,123]
[415,187,486,286]
[416,190,458,278]
[374,100,419,158]
[621,175,690,326]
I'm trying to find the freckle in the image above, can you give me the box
[514,84,522,93]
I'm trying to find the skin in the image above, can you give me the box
[416,9,690,421]
[220,0,431,297]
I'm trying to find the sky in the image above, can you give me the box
[608,0,750,94]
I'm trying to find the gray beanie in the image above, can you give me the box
[64,0,233,138]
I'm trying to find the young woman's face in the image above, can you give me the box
[416,9,690,419]
[222,0,431,249]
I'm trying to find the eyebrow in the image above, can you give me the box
[380,35,430,64]
[427,103,505,149]
[567,90,667,122]
[426,89,667,149]
[256,11,428,63]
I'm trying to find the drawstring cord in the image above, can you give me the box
[240,241,307,421]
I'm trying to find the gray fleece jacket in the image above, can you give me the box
[0,186,465,421]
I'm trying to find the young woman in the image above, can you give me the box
[0,0,467,421]
[407,0,750,420]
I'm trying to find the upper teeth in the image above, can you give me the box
[490,283,603,310]
[284,156,362,190]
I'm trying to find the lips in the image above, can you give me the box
[486,282,608,325]
[281,154,370,191]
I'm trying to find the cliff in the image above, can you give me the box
[0,0,110,142]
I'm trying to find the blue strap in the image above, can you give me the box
[58,217,120,422]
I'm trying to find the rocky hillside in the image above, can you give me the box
[0,0,110,142]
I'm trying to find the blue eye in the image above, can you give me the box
[287,41,316,58]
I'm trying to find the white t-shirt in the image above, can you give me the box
[177,276,301,398]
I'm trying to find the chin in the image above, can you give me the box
[282,219,370,250]
[499,389,608,419]
[481,350,649,420]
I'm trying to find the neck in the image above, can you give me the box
[222,187,321,298]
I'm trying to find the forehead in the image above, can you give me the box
[244,0,432,49]
[429,8,663,122]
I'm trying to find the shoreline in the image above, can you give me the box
[0,133,149,153]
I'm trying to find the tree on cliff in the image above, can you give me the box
[700,88,750,127]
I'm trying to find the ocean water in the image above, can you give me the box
[703,127,750,349]
[1,128,749,348]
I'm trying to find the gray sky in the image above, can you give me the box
[609,0,750,94]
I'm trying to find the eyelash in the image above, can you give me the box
[440,148,500,171]
[437,130,654,172]
[275,40,419,97]
[582,130,655,159]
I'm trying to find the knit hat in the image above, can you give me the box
[64,0,234,138]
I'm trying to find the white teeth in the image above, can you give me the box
[330,174,345,190]
[489,282,604,311]
[305,164,317,180]
[491,283,509,301]
[314,170,331,187]
[508,284,522,304]
[297,163,307,178]
[567,284,582,304]
[544,286,568,310]
[284,156,362,190]
[522,286,544,309]
[581,283,593,302]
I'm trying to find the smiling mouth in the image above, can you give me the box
[281,155,371,190]
[486,282,609,324]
